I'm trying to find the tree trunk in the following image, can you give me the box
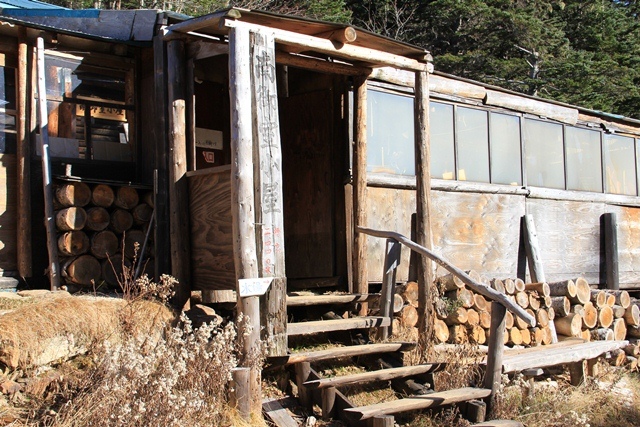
[550,296,570,317]
[548,280,576,298]
[525,282,550,297]
[554,313,582,337]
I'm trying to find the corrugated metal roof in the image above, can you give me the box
[0,0,65,9]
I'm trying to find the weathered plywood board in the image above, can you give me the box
[0,154,17,273]
[607,205,640,288]
[526,198,604,284]
[366,188,524,282]
[187,167,235,291]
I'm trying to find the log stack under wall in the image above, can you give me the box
[53,181,154,291]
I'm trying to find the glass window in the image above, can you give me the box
[490,112,521,185]
[565,127,602,192]
[0,66,16,154]
[456,107,489,182]
[366,89,414,175]
[604,134,636,195]
[524,119,565,189]
[430,102,455,180]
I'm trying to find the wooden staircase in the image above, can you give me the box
[270,288,515,426]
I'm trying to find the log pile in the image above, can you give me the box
[424,272,640,366]
[53,181,154,290]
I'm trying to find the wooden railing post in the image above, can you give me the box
[379,238,401,340]
[483,301,507,415]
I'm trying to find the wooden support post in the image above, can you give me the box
[414,70,433,334]
[229,26,261,414]
[603,213,619,290]
[483,301,507,415]
[379,238,401,340]
[231,367,251,421]
[322,386,336,420]
[569,360,586,386]
[373,415,395,427]
[186,58,196,172]
[167,39,191,309]
[36,37,60,291]
[17,27,31,278]
[251,30,287,356]
[152,35,171,282]
[464,400,487,423]
[522,214,545,283]
[586,358,598,377]
[295,361,313,411]
[353,75,369,314]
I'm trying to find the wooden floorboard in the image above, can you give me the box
[287,316,390,336]
[272,342,416,366]
[304,363,444,389]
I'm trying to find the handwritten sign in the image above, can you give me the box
[238,277,274,297]
[195,128,223,150]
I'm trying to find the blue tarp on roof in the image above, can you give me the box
[0,0,66,9]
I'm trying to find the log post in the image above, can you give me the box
[229,26,261,415]
[373,415,395,427]
[379,238,401,340]
[415,70,434,337]
[353,75,368,314]
[522,214,545,283]
[231,367,251,421]
[569,360,586,386]
[167,39,191,309]
[295,361,312,411]
[602,212,619,290]
[251,30,287,356]
[36,37,60,291]
[483,301,506,415]
[17,27,32,278]
[322,386,336,420]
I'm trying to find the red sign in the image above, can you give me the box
[202,151,215,164]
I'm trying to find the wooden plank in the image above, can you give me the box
[167,39,191,309]
[414,70,433,333]
[522,214,545,283]
[483,302,507,411]
[343,387,491,421]
[262,398,299,427]
[16,28,30,277]
[188,167,235,290]
[287,316,390,336]
[304,363,443,389]
[251,30,287,357]
[277,342,416,365]
[370,68,487,100]
[473,421,523,427]
[36,37,60,291]
[275,51,371,76]
[353,75,368,310]
[379,238,401,339]
[286,293,378,306]
[485,89,578,125]
[603,212,619,290]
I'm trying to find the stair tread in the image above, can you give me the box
[304,363,444,389]
[287,316,390,336]
[287,293,379,307]
[343,387,492,421]
[273,342,417,366]
[473,421,524,427]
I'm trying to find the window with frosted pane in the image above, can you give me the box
[524,119,565,189]
[366,89,414,175]
[430,102,455,179]
[565,127,602,192]
[489,112,521,185]
[604,134,636,195]
[456,107,489,182]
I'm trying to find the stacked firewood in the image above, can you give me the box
[53,181,154,290]
[427,272,640,354]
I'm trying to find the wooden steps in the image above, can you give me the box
[273,342,416,366]
[287,316,390,336]
[304,363,444,389]
[343,387,492,422]
[473,421,524,427]
[286,293,378,306]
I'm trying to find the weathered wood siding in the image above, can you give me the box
[187,166,235,291]
[608,205,640,288]
[0,153,16,273]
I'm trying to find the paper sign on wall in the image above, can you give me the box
[238,277,273,297]
[195,128,223,150]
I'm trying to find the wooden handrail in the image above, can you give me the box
[357,226,536,327]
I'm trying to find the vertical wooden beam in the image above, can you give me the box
[186,58,196,172]
[378,238,401,340]
[36,38,60,291]
[229,26,261,414]
[166,39,191,309]
[251,30,287,357]
[322,387,336,420]
[295,361,313,411]
[353,75,368,313]
[373,415,395,427]
[569,360,586,386]
[414,70,433,333]
[522,214,545,283]
[483,301,506,415]
[230,367,251,421]
[152,35,170,282]
[16,27,31,278]
[603,212,619,290]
